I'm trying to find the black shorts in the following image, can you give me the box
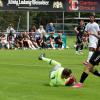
[89,50,100,66]
[76,36,83,44]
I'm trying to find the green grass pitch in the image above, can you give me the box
[0,36,100,100]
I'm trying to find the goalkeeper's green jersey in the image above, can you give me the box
[49,67,67,86]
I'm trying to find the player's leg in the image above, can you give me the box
[72,63,91,88]
[79,43,84,54]
[87,47,95,61]
[76,36,81,54]
[89,50,100,76]
[73,50,100,88]
[38,53,61,66]
[75,42,80,54]
[85,37,98,63]
[79,50,100,84]
[76,44,79,54]
[79,63,92,83]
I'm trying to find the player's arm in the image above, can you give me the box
[74,27,79,34]
[84,24,91,35]
[84,30,91,36]
[98,31,100,36]
[49,72,58,86]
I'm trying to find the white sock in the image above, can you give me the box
[87,51,93,62]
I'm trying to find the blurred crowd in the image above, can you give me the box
[0,23,64,50]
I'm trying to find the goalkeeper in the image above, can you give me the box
[38,53,76,86]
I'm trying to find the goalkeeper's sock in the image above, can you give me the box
[80,72,88,83]
[42,57,61,66]
[92,70,100,77]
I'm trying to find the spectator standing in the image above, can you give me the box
[46,22,55,34]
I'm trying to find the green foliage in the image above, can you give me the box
[0,11,27,30]
[0,11,100,31]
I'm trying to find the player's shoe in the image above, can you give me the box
[72,83,83,88]
[38,53,45,60]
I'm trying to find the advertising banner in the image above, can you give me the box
[0,0,66,11]
[67,0,100,12]
[0,0,100,12]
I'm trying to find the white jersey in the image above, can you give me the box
[6,27,16,34]
[37,29,46,34]
[85,22,100,48]
[85,22,100,35]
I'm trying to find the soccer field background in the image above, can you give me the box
[0,36,100,100]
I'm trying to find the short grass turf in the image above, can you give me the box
[0,36,100,100]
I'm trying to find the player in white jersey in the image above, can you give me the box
[73,35,100,88]
[84,15,100,64]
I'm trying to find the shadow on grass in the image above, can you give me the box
[43,83,50,87]
[43,83,59,87]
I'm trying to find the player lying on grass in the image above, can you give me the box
[38,53,76,86]
[73,35,100,88]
